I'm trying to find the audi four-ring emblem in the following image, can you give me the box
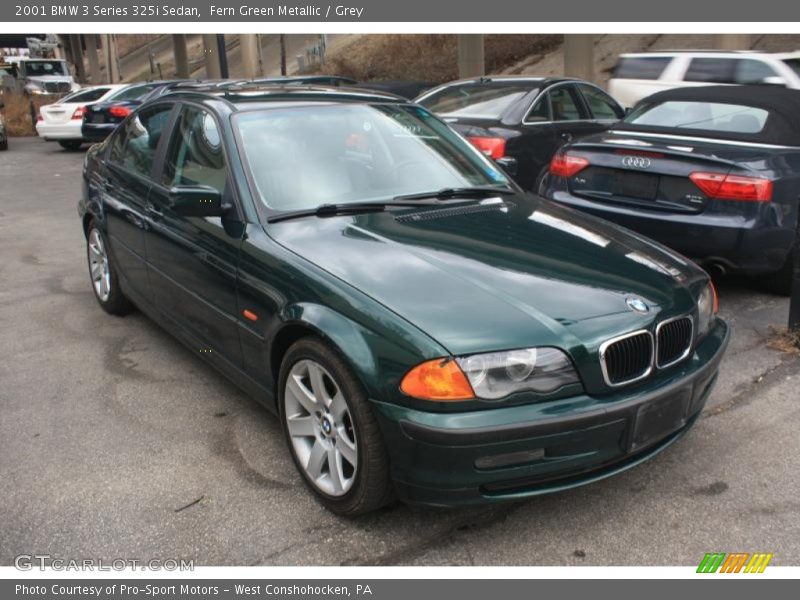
[622,156,651,169]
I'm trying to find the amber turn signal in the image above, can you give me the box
[400,358,475,401]
[709,280,719,314]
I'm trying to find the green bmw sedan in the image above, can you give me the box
[78,83,729,515]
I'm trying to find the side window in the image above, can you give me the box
[525,93,550,122]
[109,127,127,163]
[735,59,779,84]
[613,56,672,80]
[118,104,173,178]
[162,106,227,194]
[685,58,736,83]
[578,84,622,120]
[549,86,583,121]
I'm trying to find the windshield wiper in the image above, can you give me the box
[393,185,515,202]
[266,199,440,224]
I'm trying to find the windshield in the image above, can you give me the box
[235,103,509,212]
[417,83,536,119]
[24,60,68,77]
[625,101,769,134]
[783,58,800,77]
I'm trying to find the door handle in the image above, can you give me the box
[146,202,164,220]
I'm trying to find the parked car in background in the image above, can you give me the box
[609,51,800,107]
[416,76,624,192]
[81,80,189,143]
[35,84,127,150]
[79,83,728,514]
[8,58,80,96]
[541,85,800,294]
[0,98,7,151]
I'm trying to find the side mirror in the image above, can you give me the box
[624,106,633,116]
[760,76,787,87]
[169,185,230,217]
[495,156,518,177]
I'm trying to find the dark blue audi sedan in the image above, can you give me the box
[541,85,800,294]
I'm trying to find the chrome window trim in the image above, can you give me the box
[599,329,654,388]
[655,315,695,369]
[522,80,622,125]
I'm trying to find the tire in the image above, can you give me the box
[534,166,550,196]
[757,255,795,296]
[58,140,83,151]
[278,337,393,516]
[0,139,8,151]
[86,222,133,315]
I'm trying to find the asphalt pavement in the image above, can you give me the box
[1,137,798,566]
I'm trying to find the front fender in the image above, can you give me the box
[274,302,444,404]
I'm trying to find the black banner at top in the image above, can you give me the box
[3,0,800,22]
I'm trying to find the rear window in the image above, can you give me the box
[783,58,800,77]
[626,101,769,134]
[418,83,536,119]
[108,84,157,102]
[613,57,671,80]
[61,87,110,103]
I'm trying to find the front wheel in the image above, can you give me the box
[279,337,393,516]
[86,223,133,315]
[58,140,83,151]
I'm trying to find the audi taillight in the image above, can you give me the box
[468,136,506,160]
[36,113,43,122]
[108,105,132,119]
[549,153,589,178]
[71,106,86,120]
[689,172,773,202]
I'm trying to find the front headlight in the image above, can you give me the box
[457,347,580,399]
[696,281,719,339]
[25,83,44,95]
[400,347,581,401]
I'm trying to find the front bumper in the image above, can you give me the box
[373,318,729,506]
[547,190,793,275]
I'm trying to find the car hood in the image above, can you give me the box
[267,195,704,356]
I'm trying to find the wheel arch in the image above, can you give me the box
[270,304,380,404]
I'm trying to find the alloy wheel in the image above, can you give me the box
[284,359,358,496]
[88,229,111,302]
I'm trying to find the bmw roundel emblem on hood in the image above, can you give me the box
[626,296,650,313]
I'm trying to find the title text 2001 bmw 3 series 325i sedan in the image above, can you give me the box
[79,84,729,515]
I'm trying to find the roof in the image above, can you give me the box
[615,85,800,146]
[619,50,800,58]
[435,75,571,87]
[163,83,407,106]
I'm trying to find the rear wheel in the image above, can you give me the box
[86,223,133,315]
[0,139,8,151]
[58,140,83,151]
[279,337,393,516]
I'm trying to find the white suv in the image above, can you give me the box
[608,51,800,107]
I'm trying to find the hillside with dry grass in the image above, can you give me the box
[320,34,562,82]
